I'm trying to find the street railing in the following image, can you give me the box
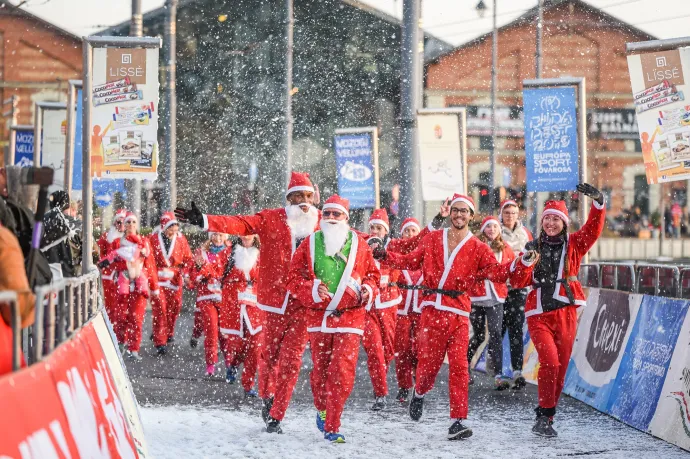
[580,262,683,298]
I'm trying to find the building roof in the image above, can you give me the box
[425,0,657,65]
[0,0,81,42]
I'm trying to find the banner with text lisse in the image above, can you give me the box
[627,46,690,184]
[90,47,160,180]
[523,87,579,192]
[334,129,378,209]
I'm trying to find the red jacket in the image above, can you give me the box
[469,244,515,305]
[398,270,424,315]
[287,231,380,335]
[149,231,193,291]
[97,228,121,282]
[108,235,160,297]
[190,246,223,303]
[512,201,605,317]
[370,260,402,311]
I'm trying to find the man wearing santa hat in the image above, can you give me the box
[272,195,379,443]
[373,193,537,440]
[510,184,605,438]
[175,171,320,424]
[149,212,194,347]
[97,208,126,325]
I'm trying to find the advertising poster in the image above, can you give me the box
[333,130,377,209]
[417,114,464,201]
[13,128,34,166]
[627,47,690,184]
[40,108,67,190]
[72,88,83,191]
[563,289,643,411]
[90,47,159,180]
[606,295,689,430]
[523,87,579,192]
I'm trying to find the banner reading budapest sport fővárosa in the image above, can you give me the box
[90,47,159,180]
[627,47,690,184]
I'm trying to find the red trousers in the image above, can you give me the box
[266,310,309,420]
[192,308,204,339]
[102,279,119,325]
[527,306,578,411]
[394,312,420,390]
[114,293,148,352]
[416,307,470,420]
[362,308,397,397]
[198,300,222,366]
[160,286,183,341]
[222,331,262,392]
[309,332,361,433]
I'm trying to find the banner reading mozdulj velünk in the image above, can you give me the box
[627,46,690,185]
[417,113,464,201]
[333,128,379,209]
[90,47,160,180]
[13,128,34,167]
[523,87,579,192]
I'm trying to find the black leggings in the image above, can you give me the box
[502,289,527,372]
[467,303,504,377]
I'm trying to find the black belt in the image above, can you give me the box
[533,276,578,305]
[391,282,465,299]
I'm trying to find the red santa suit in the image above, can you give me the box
[384,194,533,421]
[511,199,605,417]
[149,212,193,342]
[202,172,318,408]
[97,208,126,327]
[287,199,380,434]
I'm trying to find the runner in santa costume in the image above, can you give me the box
[98,212,161,360]
[362,208,401,411]
[271,195,379,443]
[373,194,537,440]
[499,199,533,389]
[467,216,515,390]
[97,208,126,327]
[511,184,605,438]
[149,212,194,344]
[393,217,424,403]
[175,171,319,422]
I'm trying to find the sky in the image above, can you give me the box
[10,0,690,46]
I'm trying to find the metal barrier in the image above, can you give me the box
[581,262,684,298]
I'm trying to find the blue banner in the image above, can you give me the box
[13,129,34,167]
[334,132,376,209]
[523,87,579,192]
[72,89,83,191]
[606,295,689,430]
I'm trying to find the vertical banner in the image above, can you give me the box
[523,87,579,192]
[90,47,160,180]
[72,88,83,191]
[40,108,68,190]
[417,113,464,200]
[13,128,34,166]
[333,128,378,209]
[626,47,690,184]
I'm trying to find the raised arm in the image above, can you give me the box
[174,201,266,236]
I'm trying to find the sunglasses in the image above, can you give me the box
[115,220,124,225]
[323,210,344,218]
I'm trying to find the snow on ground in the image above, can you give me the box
[141,401,688,459]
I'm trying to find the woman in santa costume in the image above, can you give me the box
[97,208,126,326]
[374,194,536,440]
[269,195,379,443]
[511,184,605,438]
[175,171,320,424]
[467,216,515,390]
[149,212,194,345]
[98,212,161,360]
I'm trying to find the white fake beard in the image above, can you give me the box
[234,245,259,280]
[106,227,123,243]
[320,219,350,257]
[286,204,319,238]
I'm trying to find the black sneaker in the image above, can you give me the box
[409,391,424,421]
[447,420,473,440]
[262,397,274,424]
[156,345,167,356]
[513,375,527,390]
[167,337,176,344]
[265,417,283,434]
[532,416,558,437]
[189,338,198,348]
[396,388,410,403]
[371,396,387,411]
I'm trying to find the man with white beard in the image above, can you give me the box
[271,195,379,443]
[175,172,320,422]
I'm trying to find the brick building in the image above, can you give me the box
[425,0,675,218]
[0,1,82,145]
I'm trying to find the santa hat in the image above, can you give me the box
[124,211,138,224]
[500,199,519,213]
[114,208,127,221]
[322,194,350,217]
[285,171,315,197]
[160,211,178,231]
[401,217,421,233]
[542,200,570,225]
[480,216,501,233]
[450,193,475,214]
[368,209,389,232]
